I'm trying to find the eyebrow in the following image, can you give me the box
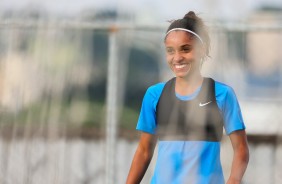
[180,44,192,48]
[166,44,192,48]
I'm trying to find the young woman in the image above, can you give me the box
[126,11,249,184]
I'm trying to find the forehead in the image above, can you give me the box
[165,31,195,46]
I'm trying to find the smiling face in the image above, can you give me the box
[165,31,204,79]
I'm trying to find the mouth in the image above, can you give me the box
[174,64,188,69]
[173,63,191,70]
[172,63,192,76]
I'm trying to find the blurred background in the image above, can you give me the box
[0,0,281,183]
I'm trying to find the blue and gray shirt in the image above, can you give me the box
[136,78,245,184]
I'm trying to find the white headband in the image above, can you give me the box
[166,28,204,44]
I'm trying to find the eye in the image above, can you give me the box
[166,48,175,55]
[181,46,191,53]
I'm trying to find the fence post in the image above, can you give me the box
[105,26,119,184]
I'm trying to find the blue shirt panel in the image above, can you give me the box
[151,141,224,184]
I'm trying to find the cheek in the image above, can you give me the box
[195,45,205,58]
[189,50,201,61]
[166,54,173,64]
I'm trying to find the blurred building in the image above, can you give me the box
[243,6,282,135]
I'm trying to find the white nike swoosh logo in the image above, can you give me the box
[199,101,212,107]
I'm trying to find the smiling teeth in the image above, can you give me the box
[175,64,187,69]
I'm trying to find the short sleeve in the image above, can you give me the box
[136,83,165,134]
[215,82,246,135]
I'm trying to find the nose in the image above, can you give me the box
[173,51,184,62]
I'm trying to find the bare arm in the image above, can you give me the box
[226,130,249,184]
[126,132,157,184]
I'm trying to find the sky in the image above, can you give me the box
[0,0,282,22]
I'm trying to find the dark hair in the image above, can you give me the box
[166,11,210,59]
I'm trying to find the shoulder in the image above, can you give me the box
[140,82,166,111]
[214,80,241,113]
[148,82,166,92]
[145,82,166,99]
[214,80,236,100]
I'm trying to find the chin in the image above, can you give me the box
[175,73,190,78]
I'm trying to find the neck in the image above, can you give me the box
[175,73,203,96]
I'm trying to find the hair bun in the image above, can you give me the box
[183,11,196,19]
